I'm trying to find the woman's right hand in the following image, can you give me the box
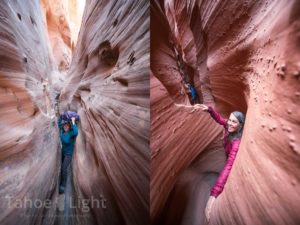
[194,104,209,111]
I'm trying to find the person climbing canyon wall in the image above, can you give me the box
[0,0,149,225]
[150,0,300,225]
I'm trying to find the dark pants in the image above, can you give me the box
[60,153,72,188]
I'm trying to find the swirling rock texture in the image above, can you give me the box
[0,1,62,225]
[60,0,150,225]
[150,0,300,225]
[0,0,149,225]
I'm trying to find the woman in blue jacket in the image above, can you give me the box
[58,117,78,193]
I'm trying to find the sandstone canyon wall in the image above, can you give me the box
[150,0,300,225]
[60,0,150,224]
[0,0,149,225]
[0,1,62,224]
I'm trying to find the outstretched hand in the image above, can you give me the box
[174,103,209,113]
[205,196,216,222]
[195,104,209,111]
[191,104,209,113]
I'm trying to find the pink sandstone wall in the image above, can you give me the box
[0,0,149,225]
[150,0,300,224]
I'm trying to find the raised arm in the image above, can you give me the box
[70,117,78,137]
[194,104,227,127]
[207,106,227,127]
[210,140,240,197]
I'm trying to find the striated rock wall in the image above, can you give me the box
[40,0,85,72]
[0,0,149,225]
[0,0,60,224]
[60,0,150,225]
[151,0,300,225]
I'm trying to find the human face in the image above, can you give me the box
[63,123,70,132]
[227,113,240,133]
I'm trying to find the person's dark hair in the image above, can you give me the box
[228,111,245,141]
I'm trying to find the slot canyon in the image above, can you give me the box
[0,0,149,225]
[150,0,300,225]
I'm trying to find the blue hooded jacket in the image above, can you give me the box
[58,118,78,155]
[189,85,198,100]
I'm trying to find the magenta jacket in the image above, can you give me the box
[207,107,240,198]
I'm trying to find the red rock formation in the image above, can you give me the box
[41,0,74,72]
[0,1,149,225]
[0,1,61,224]
[151,0,300,225]
[60,1,150,225]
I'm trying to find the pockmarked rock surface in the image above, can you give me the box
[0,0,149,225]
[150,1,300,225]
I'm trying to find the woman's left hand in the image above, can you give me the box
[71,117,76,124]
[205,196,216,222]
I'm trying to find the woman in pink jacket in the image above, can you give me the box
[195,104,245,221]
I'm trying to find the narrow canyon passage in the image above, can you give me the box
[150,1,300,225]
[0,1,149,225]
